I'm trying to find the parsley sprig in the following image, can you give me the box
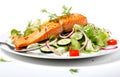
[41,5,72,21]
[69,69,79,74]
[0,58,11,62]
[41,9,58,21]
[62,5,72,16]
[10,29,22,38]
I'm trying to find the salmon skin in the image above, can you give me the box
[13,13,88,49]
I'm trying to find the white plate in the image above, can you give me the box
[0,32,120,59]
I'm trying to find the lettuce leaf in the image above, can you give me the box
[24,19,41,36]
[10,29,21,38]
[74,24,110,53]
[83,24,109,47]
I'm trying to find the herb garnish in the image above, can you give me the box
[10,19,41,37]
[24,19,41,36]
[62,5,72,16]
[41,9,58,22]
[10,29,22,38]
[69,69,79,74]
[0,58,11,62]
[41,5,72,22]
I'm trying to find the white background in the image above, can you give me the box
[0,0,120,77]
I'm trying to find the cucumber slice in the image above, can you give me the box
[71,38,81,50]
[57,38,71,46]
[27,43,39,48]
[55,47,68,54]
[40,46,55,53]
[70,32,83,40]
[51,42,59,48]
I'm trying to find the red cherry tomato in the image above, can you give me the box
[69,50,80,56]
[107,39,117,45]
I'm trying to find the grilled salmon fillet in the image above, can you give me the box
[13,14,88,49]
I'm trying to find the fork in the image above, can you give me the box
[0,42,43,53]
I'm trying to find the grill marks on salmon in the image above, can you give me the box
[13,14,88,49]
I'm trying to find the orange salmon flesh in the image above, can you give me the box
[13,13,88,49]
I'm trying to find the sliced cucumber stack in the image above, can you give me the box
[57,38,71,46]
[40,46,56,53]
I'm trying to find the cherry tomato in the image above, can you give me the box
[69,50,80,56]
[107,39,117,45]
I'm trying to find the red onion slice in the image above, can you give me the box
[46,41,61,56]
[49,38,57,45]
[79,29,89,51]
[59,28,74,39]
[101,45,118,50]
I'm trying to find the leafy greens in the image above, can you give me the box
[74,24,110,53]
